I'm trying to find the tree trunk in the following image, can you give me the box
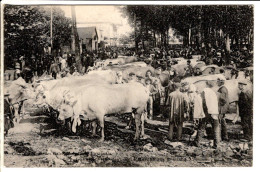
[154,31,156,47]
[226,33,230,53]
[164,30,168,49]
[134,13,138,51]
[198,26,202,50]
[141,20,144,50]
[188,25,191,46]
[161,33,163,48]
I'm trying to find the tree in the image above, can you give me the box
[121,5,253,58]
[4,5,72,69]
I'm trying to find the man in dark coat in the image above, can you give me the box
[49,60,60,79]
[194,68,202,76]
[184,60,194,77]
[4,93,15,136]
[217,78,229,141]
[238,80,253,141]
[168,83,188,141]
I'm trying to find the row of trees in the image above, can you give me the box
[121,5,253,52]
[4,5,72,69]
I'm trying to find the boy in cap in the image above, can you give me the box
[145,78,158,120]
[217,78,229,141]
[238,80,253,141]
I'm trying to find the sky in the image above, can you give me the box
[59,6,133,37]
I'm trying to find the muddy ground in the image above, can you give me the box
[4,103,253,167]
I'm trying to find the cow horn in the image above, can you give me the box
[63,90,70,96]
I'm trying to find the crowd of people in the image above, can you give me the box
[5,45,253,148]
[9,46,137,83]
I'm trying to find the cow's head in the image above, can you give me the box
[7,81,35,105]
[57,90,77,121]
[57,103,75,120]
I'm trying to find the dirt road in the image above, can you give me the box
[4,106,253,167]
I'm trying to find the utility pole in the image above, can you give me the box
[50,6,53,55]
[71,6,82,70]
[71,6,76,53]
[134,12,138,52]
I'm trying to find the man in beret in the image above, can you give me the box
[238,80,253,141]
[217,78,229,141]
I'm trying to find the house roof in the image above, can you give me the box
[77,27,98,40]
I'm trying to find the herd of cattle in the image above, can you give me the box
[4,55,253,141]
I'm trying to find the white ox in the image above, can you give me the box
[182,74,226,86]
[34,70,117,95]
[57,82,150,141]
[34,79,110,109]
[105,65,155,80]
[171,58,206,76]
[199,65,225,75]
[4,77,35,123]
[120,61,147,67]
[95,56,138,67]
[34,70,117,109]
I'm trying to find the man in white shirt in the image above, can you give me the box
[60,57,67,72]
[201,81,221,148]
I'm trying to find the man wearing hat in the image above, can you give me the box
[49,60,60,79]
[168,82,188,141]
[115,71,124,84]
[201,80,221,148]
[184,60,194,77]
[217,78,229,141]
[194,68,202,76]
[128,72,137,83]
[238,80,253,141]
[209,67,216,75]
[4,90,15,136]
[14,60,21,80]
[164,75,181,105]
